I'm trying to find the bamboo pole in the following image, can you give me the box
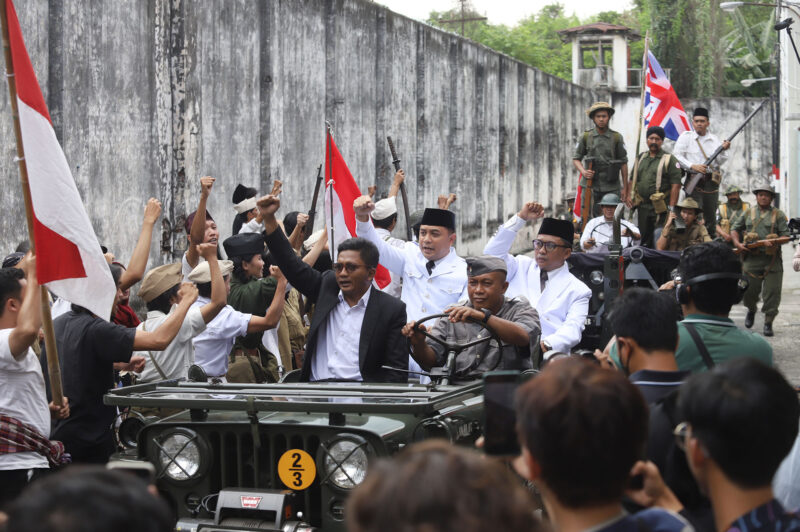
[0,0,64,406]
[633,31,651,163]
[326,124,335,261]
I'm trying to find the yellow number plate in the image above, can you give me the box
[277,449,316,490]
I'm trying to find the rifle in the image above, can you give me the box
[684,100,767,195]
[580,157,595,233]
[734,235,794,255]
[386,136,413,241]
[306,164,323,239]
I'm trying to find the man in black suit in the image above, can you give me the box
[258,194,407,383]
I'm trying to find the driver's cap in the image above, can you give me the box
[466,255,507,277]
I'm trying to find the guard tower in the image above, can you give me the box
[557,22,641,93]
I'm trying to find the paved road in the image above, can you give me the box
[729,248,800,385]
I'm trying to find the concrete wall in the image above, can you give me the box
[612,92,775,206]
[0,0,598,271]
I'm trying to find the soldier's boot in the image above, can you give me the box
[763,321,774,337]
[745,310,756,329]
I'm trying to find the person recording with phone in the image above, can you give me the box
[401,255,540,381]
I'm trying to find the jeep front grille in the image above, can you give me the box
[206,429,323,527]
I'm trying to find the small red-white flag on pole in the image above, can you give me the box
[6,0,115,319]
[323,129,391,288]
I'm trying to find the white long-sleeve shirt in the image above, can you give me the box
[580,216,641,253]
[483,215,591,354]
[672,130,728,172]
[312,289,371,381]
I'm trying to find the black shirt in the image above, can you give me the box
[50,306,136,452]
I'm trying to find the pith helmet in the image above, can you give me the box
[597,193,621,206]
[565,192,576,202]
[725,184,743,196]
[751,180,775,196]
[586,101,615,118]
[676,197,702,211]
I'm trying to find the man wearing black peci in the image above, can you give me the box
[257,194,408,383]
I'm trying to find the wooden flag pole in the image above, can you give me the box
[0,0,64,406]
[326,123,335,261]
[633,31,650,167]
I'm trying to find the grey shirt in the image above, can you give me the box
[426,296,541,379]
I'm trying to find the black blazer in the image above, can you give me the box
[265,229,408,383]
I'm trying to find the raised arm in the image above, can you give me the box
[302,227,329,266]
[133,283,198,351]
[246,266,288,333]
[288,212,309,251]
[353,195,408,275]
[484,202,544,281]
[259,194,324,301]
[388,169,405,198]
[8,254,42,360]
[120,198,162,291]
[186,176,215,270]
[196,243,226,324]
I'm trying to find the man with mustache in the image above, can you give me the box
[624,126,682,248]
[716,185,750,246]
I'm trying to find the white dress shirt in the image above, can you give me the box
[312,288,371,381]
[190,297,251,377]
[238,218,262,234]
[373,227,406,298]
[134,305,206,382]
[484,215,592,353]
[580,216,641,253]
[672,130,728,172]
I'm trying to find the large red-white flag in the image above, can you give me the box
[323,130,391,288]
[6,0,115,319]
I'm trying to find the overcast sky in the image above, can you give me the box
[377,0,635,27]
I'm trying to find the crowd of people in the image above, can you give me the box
[0,100,798,531]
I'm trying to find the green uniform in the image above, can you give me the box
[716,201,750,244]
[630,149,682,247]
[660,221,711,251]
[731,205,789,323]
[688,182,720,238]
[609,314,773,373]
[573,128,627,217]
[228,274,280,381]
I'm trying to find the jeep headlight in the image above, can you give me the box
[321,436,370,490]
[589,270,604,285]
[155,429,207,482]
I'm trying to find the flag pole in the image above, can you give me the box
[326,123,335,261]
[633,31,650,161]
[0,0,64,406]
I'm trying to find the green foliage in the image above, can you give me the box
[423,0,776,97]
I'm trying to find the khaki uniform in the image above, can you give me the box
[731,206,789,323]
[660,222,711,251]
[630,149,682,247]
[573,128,627,217]
[227,275,280,382]
[716,201,750,245]
[277,288,308,370]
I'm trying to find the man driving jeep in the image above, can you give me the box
[402,255,540,380]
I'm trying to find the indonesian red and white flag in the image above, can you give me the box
[323,130,391,288]
[6,0,115,319]
[573,183,583,221]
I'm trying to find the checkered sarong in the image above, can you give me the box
[0,414,70,466]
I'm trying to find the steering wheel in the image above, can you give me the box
[412,313,504,385]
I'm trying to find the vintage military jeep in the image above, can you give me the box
[106,376,485,531]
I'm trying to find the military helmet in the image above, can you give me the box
[676,197,702,211]
[724,184,743,196]
[565,192,576,202]
[597,193,621,207]
[586,101,615,118]
[751,180,775,196]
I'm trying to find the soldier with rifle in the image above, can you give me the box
[656,197,711,251]
[716,184,750,246]
[673,107,731,237]
[624,126,682,247]
[572,102,628,219]
[732,181,790,337]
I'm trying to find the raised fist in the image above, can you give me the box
[200,176,215,197]
[518,202,545,221]
[178,281,199,305]
[257,195,281,218]
[270,180,283,196]
[353,195,375,221]
[143,198,162,224]
[196,242,217,259]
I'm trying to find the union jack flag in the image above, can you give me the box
[643,51,691,141]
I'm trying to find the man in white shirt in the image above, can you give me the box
[0,259,69,508]
[371,195,406,298]
[354,198,468,379]
[672,107,731,237]
[580,193,641,253]
[484,203,591,355]
[133,244,226,383]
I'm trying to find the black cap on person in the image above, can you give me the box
[419,208,456,232]
[223,232,265,258]
[646,126,666,139]
[538,218,574,246]
[693,107,709,118]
